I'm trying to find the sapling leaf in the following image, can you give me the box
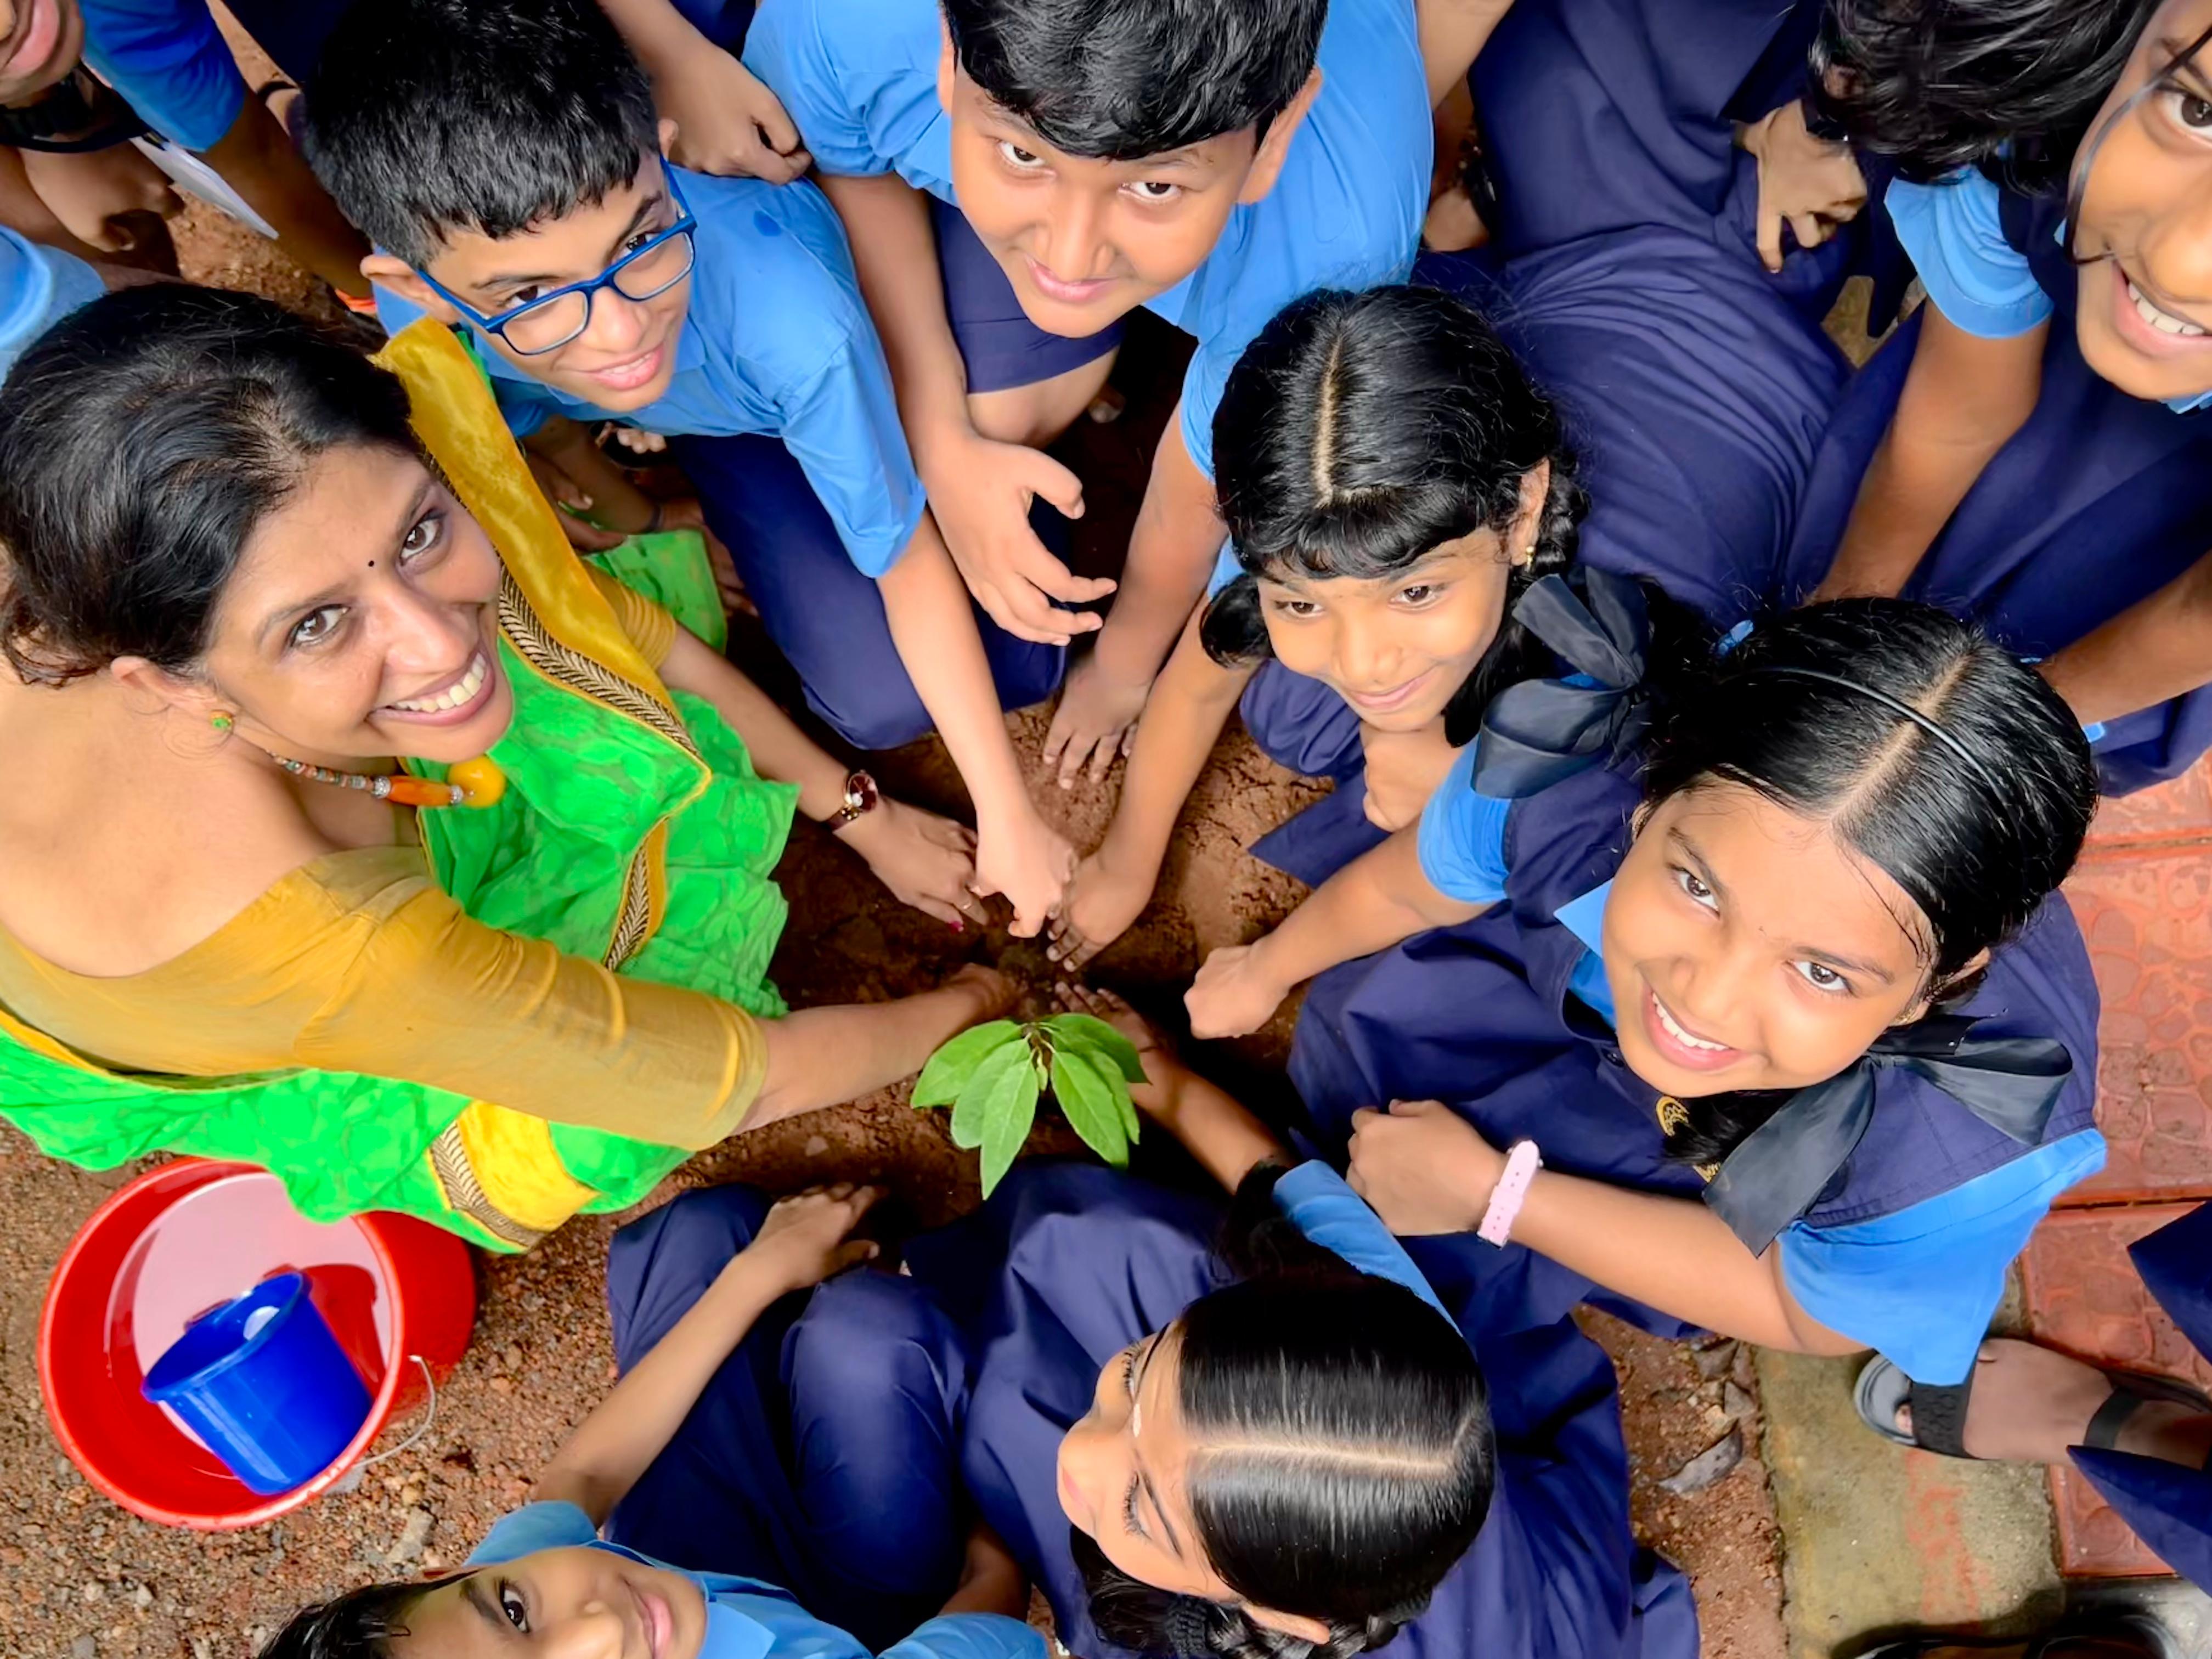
[915,1020,1022,1108]
[949,1039,1029,1151]
[979,1056,1042,1195]
[1108,1071,1139,1143]
[1043,1014,1148,1083]
[1051,1047,1129,1168]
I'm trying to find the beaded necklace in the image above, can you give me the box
[265,752,507,809]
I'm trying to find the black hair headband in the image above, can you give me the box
[1735,666,2007,799]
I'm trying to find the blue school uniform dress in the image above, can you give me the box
[468,1499,1041,1659]
[2069,1203,2212,1589]
[1457,0,1909,328]
[1784,172,2212,793]
[742,0,1430,483]
[0,230,101,380]
[1206,231,1846,888]
[903,1161,1699,1659]
[1286,709,2107,1382]
[585,1186,986,1654]
[375,168,1059,752]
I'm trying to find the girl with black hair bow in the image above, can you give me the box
[1047,267,1838,967]
[1191,585,2108,1389]
[901,988,1697,1659]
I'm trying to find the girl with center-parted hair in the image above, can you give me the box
[1046,261,1838,967]
[898,987,1698,1659]
[0,286,1009,1249]
[1187,591,2107,1387]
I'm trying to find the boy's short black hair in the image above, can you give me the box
[940,0,1328,161]
[256,1577,455,1659]
[301,0,659,268]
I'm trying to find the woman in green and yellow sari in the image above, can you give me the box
[0,286,1011,1250]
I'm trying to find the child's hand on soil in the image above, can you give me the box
[1184,942,1291,1040]
[839,798,981,926]
[1346,1100,1503,1235]
[946,963,1019,1022]
[1043,654,1149,789]
[970,809,1077,938]
[1046,849,1153,968]
[1053,981,1167,1062]
[742,1183,883,1294]
[920,424,1113,646]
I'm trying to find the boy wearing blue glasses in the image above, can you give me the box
[301,0,1075,936]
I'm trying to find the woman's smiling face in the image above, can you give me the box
[2070,0,2212,400]
[1601,782,1945,1099]
[194,442,515,766]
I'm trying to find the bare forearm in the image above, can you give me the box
[658,629,849,820]
[1097,614,1252,875]
[1510,1172,1861,1353]
[820,173,971,448]
[2041,552,2212,726]
[878,526,1034,819]
[1091,420,1227,687]
[1253,830,1478,990]
[1132,1056,1287,1193]
[201,100,371,298]
[535,1250,789,1523]
[751,979,999,1124]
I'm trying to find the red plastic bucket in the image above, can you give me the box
[38,1158,477,1530]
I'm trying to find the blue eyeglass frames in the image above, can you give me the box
[419,172,699,357]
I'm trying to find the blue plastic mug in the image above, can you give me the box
[140,1272,372,1496]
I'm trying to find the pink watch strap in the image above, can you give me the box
[1476,1139,1543,1246]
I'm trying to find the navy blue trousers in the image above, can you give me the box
[665,432,1064,749]
[603,1186,972,1651]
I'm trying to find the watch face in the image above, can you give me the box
[846,770,880,813]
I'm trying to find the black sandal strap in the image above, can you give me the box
[1906,1378,1974,1459]
[2083,1387,2145,1452]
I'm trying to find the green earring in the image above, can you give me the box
[210,712,235,734]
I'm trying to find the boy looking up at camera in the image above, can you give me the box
[302,0,1074,933]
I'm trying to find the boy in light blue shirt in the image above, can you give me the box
[302,0,1075,937]
[256,1183,1041,1659]
[0,227,102,377]
[743,0,1437,785]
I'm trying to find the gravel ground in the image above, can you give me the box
[0,174,1790,1657]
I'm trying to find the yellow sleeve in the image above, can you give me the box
[277,857,764,1149]
[586,565,679,669]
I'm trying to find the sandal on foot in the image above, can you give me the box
[1855,1351,2212,1460]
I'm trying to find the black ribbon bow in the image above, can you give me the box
[1701,1014,2073,1254]
[1471,568,1654,799]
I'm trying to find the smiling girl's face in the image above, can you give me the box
[1255,528,1522,734]
[391,1544,705,1659]
[2071,0,2212,400]
[188,442,516,768]
[1601,782,1953,1099]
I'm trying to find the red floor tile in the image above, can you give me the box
[2021,1204,2211,1578]
[2084,755,2212,853]
[2061,853,2212,1205]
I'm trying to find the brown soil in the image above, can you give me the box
[0,187,1785,1655]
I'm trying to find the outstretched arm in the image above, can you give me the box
[534,1186,882,1524]
[2039,551,2212,728]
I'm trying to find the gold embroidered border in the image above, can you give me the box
[428,1123,548,1249]
[497,572,699,758]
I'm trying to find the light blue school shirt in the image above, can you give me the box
[1413,743,2106,1384]
[79,0,247,152]
[374,167,927,578]
[1886,169,2212,415]
[0,230,102,380]
[1275,1160,1454,1323]
[469,1500,1046,1659]
[743,0,1430,481]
